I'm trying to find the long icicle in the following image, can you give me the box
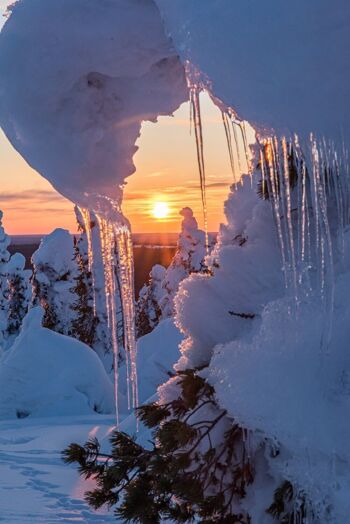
[282,137,298,301]
[222,111,237,183]
[190,86,209,254]
[97,216,120,424]
[79,208,97,315]
[114,224,138,410]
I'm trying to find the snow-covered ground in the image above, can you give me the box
[0,414,118,523]
[0,316,181,522]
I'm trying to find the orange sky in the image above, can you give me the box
[0,92,245,235]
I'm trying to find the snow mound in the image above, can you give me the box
[0,0,187,213]
[0,307,114,419]
[7,252,26,272]
[32,228,74,275]
[137,318,183,403]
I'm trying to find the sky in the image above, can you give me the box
[0,2,244,236]
[0,92,241,235]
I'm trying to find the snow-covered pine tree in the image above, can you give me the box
[65,147,328,522]
[31,228,77,336]
[160,207,207,318]
[70,208,97,348]
[0,210,10,349]
[6,252,32,339]
[136,264,166,338]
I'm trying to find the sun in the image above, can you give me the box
[152,201,170,219]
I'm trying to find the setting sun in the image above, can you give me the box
[152,201,170,219]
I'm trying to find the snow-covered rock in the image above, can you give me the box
[0,307,114,419]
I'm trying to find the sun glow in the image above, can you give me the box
[152,201,170,219]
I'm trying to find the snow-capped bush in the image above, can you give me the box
[0,307,114,419]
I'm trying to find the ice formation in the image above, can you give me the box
[0,0,188,417]
[171,136,350,520]
[156,0,350,141]
[0,0,187,210]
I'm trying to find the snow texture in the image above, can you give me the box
[0,307,115,419]
[160,207,207,318]
[156,0,350,141]
[32,229,75,277]
[174,176,284,371]
[137,318,182,403]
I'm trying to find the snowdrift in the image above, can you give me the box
[0,307,114,419]
[137,318,183,403]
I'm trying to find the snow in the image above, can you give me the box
[0,0,187,215]
[0,313,182,522]
[156,0,350,141]
[0,414,118,523]
[209,248,350,521]
[137,318,183,403]
[7,252,26,273]
[32,229,75,276]
[174,176,284,371]
[160,207,207,318]
[0,307,115,419]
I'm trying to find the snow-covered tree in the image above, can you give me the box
[66,140,350,522]
[6,252,32,339]
[31,228,77,336]
[136,264,166,338]
[0,210,10,348]
[160,207,207,318]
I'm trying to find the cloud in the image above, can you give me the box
[0,189,67,204]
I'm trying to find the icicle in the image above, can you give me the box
[79,207,97,315]
[230,116,243,178]
[189,85,210,254]
[96,216,120,424]
[311,138,334,351]
[221,111,237,183]
[239,120,252,181]
[114,224,139,410]
[259,147,267,200]
[264,138,289,288]
[282,137,298,301]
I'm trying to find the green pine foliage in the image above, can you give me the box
[63,369,255,523]
[70,241,97,347]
